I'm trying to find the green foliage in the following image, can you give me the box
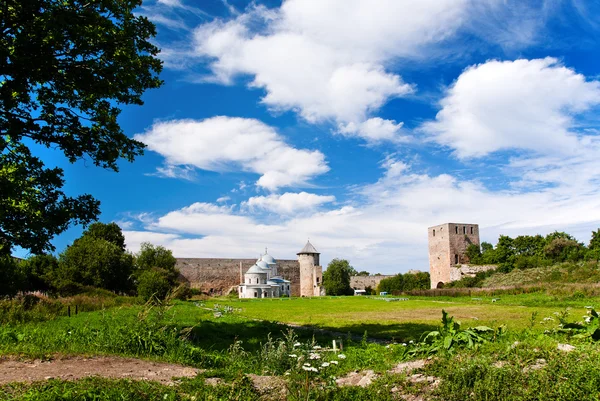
[0,255,23,297]
[414,310,502,355]
[323,259,353,296]
[81,222,126,251]
[56,236,134,295]
[0,0,162,254]
[137,268,173,302]
[18,254,58,293]
[135,242,177,273]
[377,272,430,293]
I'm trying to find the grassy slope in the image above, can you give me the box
[482,261,600,288]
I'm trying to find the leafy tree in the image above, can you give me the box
[81,222,126,251]
[495,235,515,264]
[322,259,353,296]
[136,242,177,272]
[18,254,58,292]
[356,271,370,276]
[377,272,430,293]
[0,255,23,297]
[513,235,546,257]
[55,236,134,294]
[590,229,600,251]
[1,0,162,254]
[544,238,583,262]
[465,244,482,264]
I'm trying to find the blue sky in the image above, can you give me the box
[27,0,600,274]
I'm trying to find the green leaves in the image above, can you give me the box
[1,0,163,253]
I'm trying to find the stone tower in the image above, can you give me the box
[428,223,480,289]
[297,240,323,297]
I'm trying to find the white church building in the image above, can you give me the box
[238,249,292,298]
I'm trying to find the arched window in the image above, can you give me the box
[256,278,259,284]
[433,229,435,237]
[455,226,458,234]
[254,291,258,298]
[316,277,320,283]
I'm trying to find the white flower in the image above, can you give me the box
[288,354,298,358]
[337,354,346,359]
[309,353,321,360]
[303,363,310,367]
[284,372,290,376]
[330,360,338,365]
[321,362,330,367]
[313,345,322,350]
[553,312,560,316]
[585,316,592,323]
[409,340,414,344]
[543,317,554,321]
[293,342,301,347]
[402,343,407,346]
[302,366,318,372]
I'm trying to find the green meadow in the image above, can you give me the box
[2,292,600,400]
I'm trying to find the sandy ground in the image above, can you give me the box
[0,356,200,385]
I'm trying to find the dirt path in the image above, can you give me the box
[0,356,200,385]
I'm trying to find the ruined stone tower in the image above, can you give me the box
[428,223,480,289]
[297,240,323,297]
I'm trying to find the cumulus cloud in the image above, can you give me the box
[421,58,600,158]
[135,116,329,190]
[123,151,600,274]
[242,192,336,215]
[338,118,408,143]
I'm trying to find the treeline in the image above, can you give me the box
[377,271,430,294]
[466,229,600,273]
[0,223,186,302]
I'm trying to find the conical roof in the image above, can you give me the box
[297,240,319,255]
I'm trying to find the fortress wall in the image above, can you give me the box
[350,275,396,291]
[176,258,301,296]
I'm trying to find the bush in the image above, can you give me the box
[137,268,173,302]
[0,255,23,298]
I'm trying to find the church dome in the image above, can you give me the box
[261,253,276,264]
[256,260,269,269]
[246,264,267,274]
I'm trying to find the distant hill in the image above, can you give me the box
[481,261,600,288]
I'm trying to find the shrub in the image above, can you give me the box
[137,268,173,302]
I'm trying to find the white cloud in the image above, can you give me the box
[148,164,196,181]
[216,196,231,203]
[135,116,329,190]
[124,151,600,274]
[338,118,408,143]
[242,192,336,215]
[421,58,600,158]
[157,0,561,144]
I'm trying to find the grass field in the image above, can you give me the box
[2,292,600,400]
[210,294,600,340]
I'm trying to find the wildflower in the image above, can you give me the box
[309,353,321,360]
[321,362,330,367]
[553,312,560,316]
[288,354,298,358]
[585,306,593,309]
[285,372,290,376]
[401,343,407,346]
[313,345,322,350]
[409,340,414,344]
[293,342,301,347]
[385,345,390,349]
[303,363,310,367]
[543,317,554,321]
[330,360,338,365]
[585,316,592,323]
[302,366,318,372]
[337,354,346,359]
